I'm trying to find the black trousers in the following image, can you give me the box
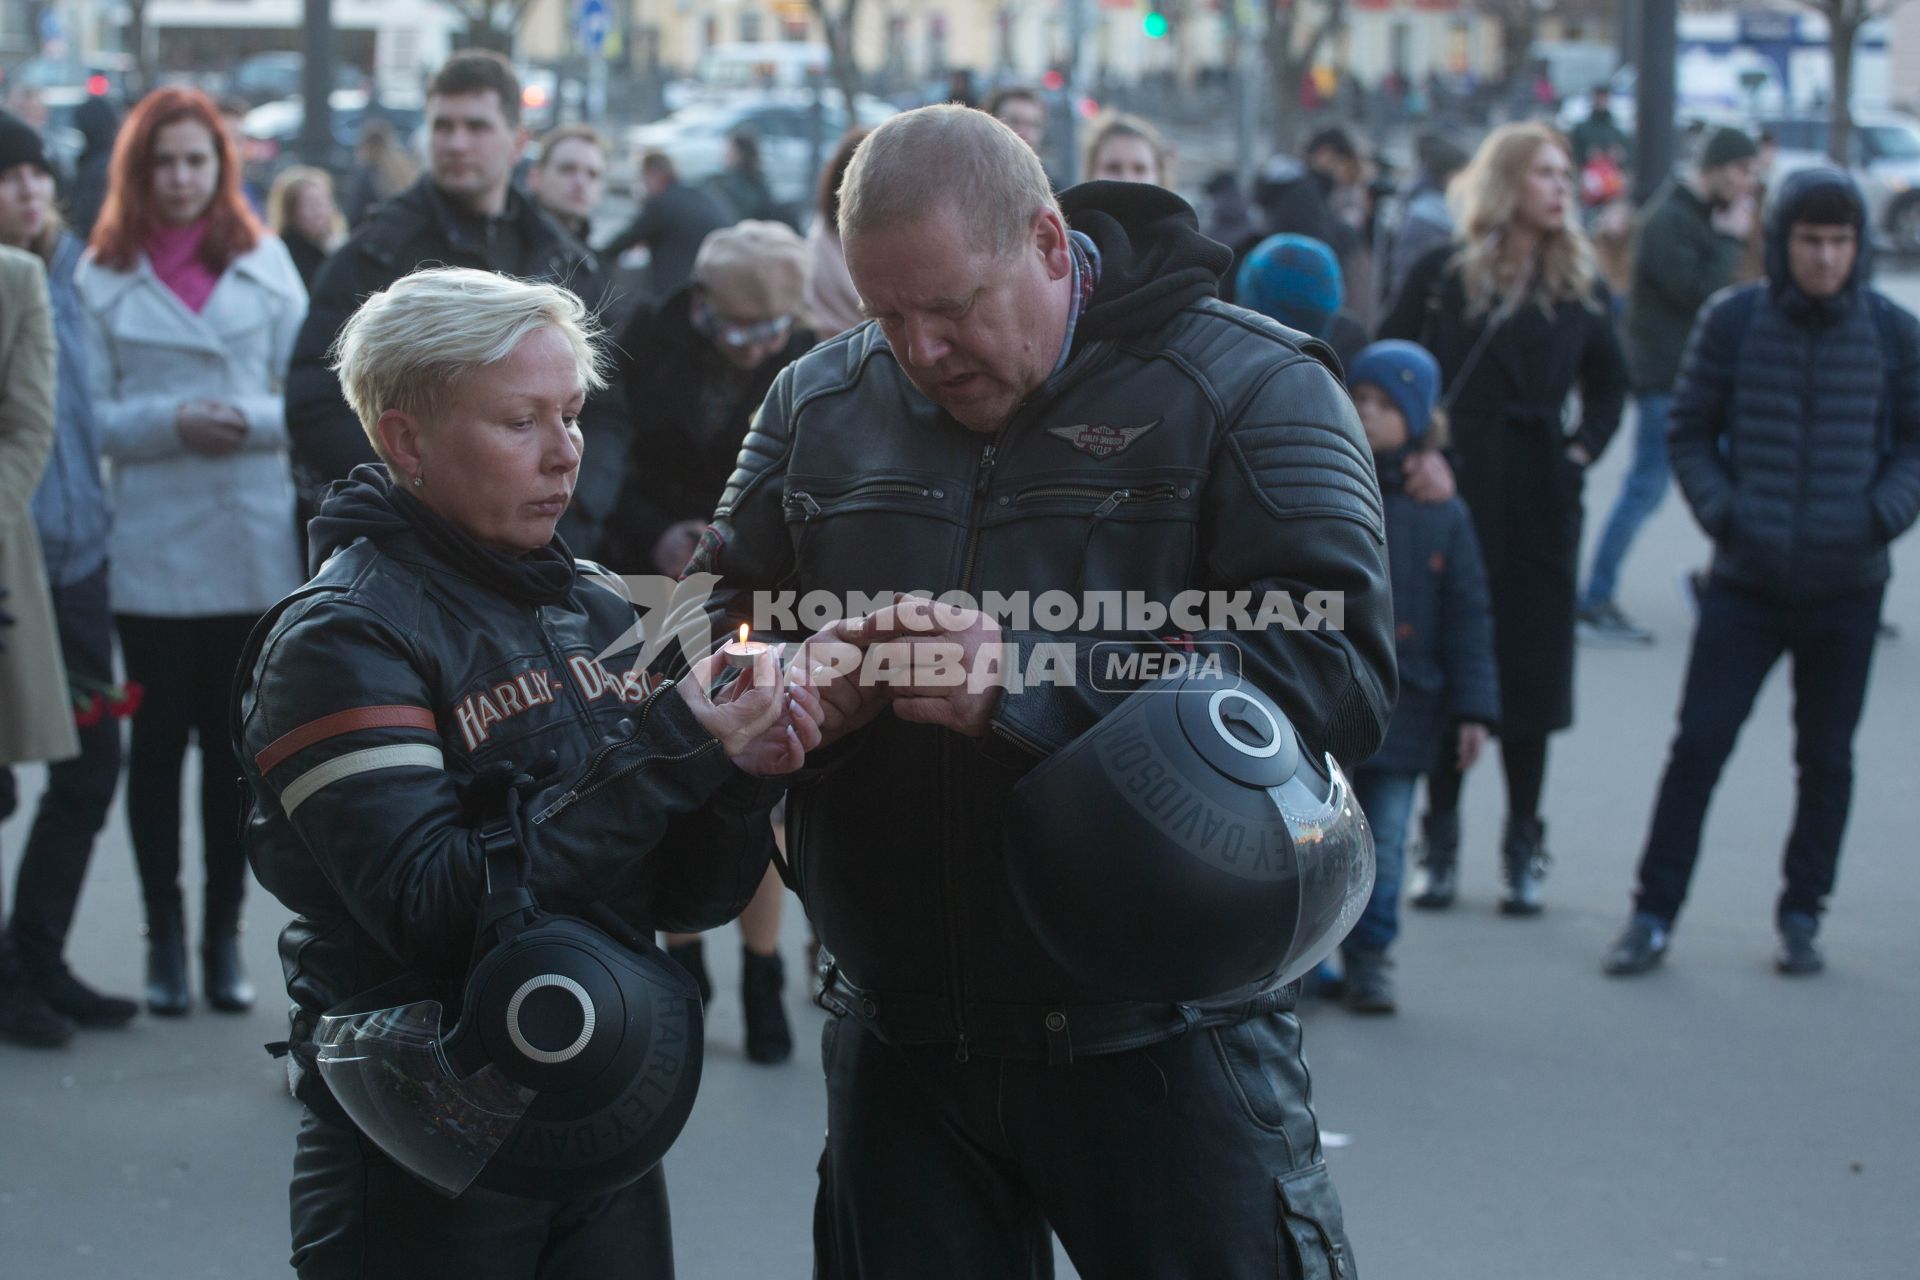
[814,1011,1355,1279]
[291,1110,675,1279]
[1632,579,1884,926]
[113,612,258,938]
[3,567,123,979]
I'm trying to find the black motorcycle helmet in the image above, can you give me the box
[1003,667,1374,1003]
[314,812,704,1201]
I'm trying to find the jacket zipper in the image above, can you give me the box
[941,430,1008,1063]
[784,481,937,516]
[1793,328,1818,584]
[530,678,702,825]
[956,436,1002,599]
[1010,482,1182,511]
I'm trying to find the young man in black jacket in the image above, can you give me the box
[286,52,626,558]
[1580,126,1758,644]
[1604,168,1920,978]
[689,106,1393,1278]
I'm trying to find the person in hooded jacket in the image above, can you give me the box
[1602,168,1920,979]
[687,105,1390,1279]
[235,268,816,1278]
[63,95,119,241]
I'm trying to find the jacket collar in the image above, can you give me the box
[80,237,298,357]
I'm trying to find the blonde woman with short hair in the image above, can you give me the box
[234,266,818,1275]
[1376,121,1629,916]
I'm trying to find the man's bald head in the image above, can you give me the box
[838,105,1058,260]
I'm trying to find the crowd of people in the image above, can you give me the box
[0,45,1916,1280]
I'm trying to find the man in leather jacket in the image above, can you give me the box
[686,106,1395,1278]
[286,51,627,557]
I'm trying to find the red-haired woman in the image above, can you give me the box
[75,87,305,1018]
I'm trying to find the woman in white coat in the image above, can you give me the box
[76,86,305,1017]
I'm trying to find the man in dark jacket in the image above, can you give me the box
[1580,126,1758,644]
[1569,85,1631,171]
[598,151,732,302]
[688,106,1392,1277]
[286,51,627,557]
[1604,168,1920,979]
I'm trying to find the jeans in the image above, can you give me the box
[114,612,259,938]
[1632,580,1884,926]
[814,1013,1353,1279]
[4,566,123,980]
[1345,767,1419,955]
[1582,392,1672,612]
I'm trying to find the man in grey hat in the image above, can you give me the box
[1580,125,1759,645]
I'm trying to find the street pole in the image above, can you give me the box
[1633,0,1676,204]
[300,0,336,169]
[1058,0,1086,187]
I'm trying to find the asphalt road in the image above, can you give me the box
[3,274,1917,1280]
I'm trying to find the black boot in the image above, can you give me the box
[1342,949,1397,1015]
[145,922,190,1017]
[0,951,74,1048]
[1499,817,1549,917]
[741,949,792,1065]
[666,939,713,1006]
[1409,810,1460,910]
[31,966,139,1029]
[202,935,255,1013]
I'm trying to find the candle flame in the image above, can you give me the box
[738,623,750,645]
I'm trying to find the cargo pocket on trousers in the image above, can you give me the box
[1276,1162,1355,1280]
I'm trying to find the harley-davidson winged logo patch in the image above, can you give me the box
[1046,418,1162,459]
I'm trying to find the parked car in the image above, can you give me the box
[230,52,366,107]
[1760,112,1920,254]
[625,91,896,213]
[241,90,424,182]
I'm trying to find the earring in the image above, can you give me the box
[411,474,425,489]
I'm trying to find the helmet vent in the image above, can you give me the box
[507,974,596,1064]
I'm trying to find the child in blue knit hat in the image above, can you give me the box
[1331,341,1502,1013]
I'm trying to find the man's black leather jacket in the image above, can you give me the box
[688,183,1396,1057]
[234,474,778,1032]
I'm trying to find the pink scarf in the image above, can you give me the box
[145,220,220,314]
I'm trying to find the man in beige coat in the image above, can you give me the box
[0,241,80,1047]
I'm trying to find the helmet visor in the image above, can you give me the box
[1269,752,1376,986]
[315,1000,536,1198]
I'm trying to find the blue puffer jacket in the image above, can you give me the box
[1367,450,1501,774]
[29,232,110,587]
[1669,167,1920,602]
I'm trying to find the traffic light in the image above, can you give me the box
[1142,4,1168,38]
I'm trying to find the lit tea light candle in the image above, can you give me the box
[723,623,770,670]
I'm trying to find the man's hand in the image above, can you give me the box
[785,628,891,750]
[1457,721,1490,773]
[176,400,249,456]
[1403,449,1457,504]
[679,646,821,776]
[651,520,707,577]
[837,594,1006,738]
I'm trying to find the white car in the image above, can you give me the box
[625,92,896,213]
[1760,112,1920,254]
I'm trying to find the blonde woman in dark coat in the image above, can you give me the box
[1377,121,1628,915]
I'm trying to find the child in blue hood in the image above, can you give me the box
[1337,341,1501,1013]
